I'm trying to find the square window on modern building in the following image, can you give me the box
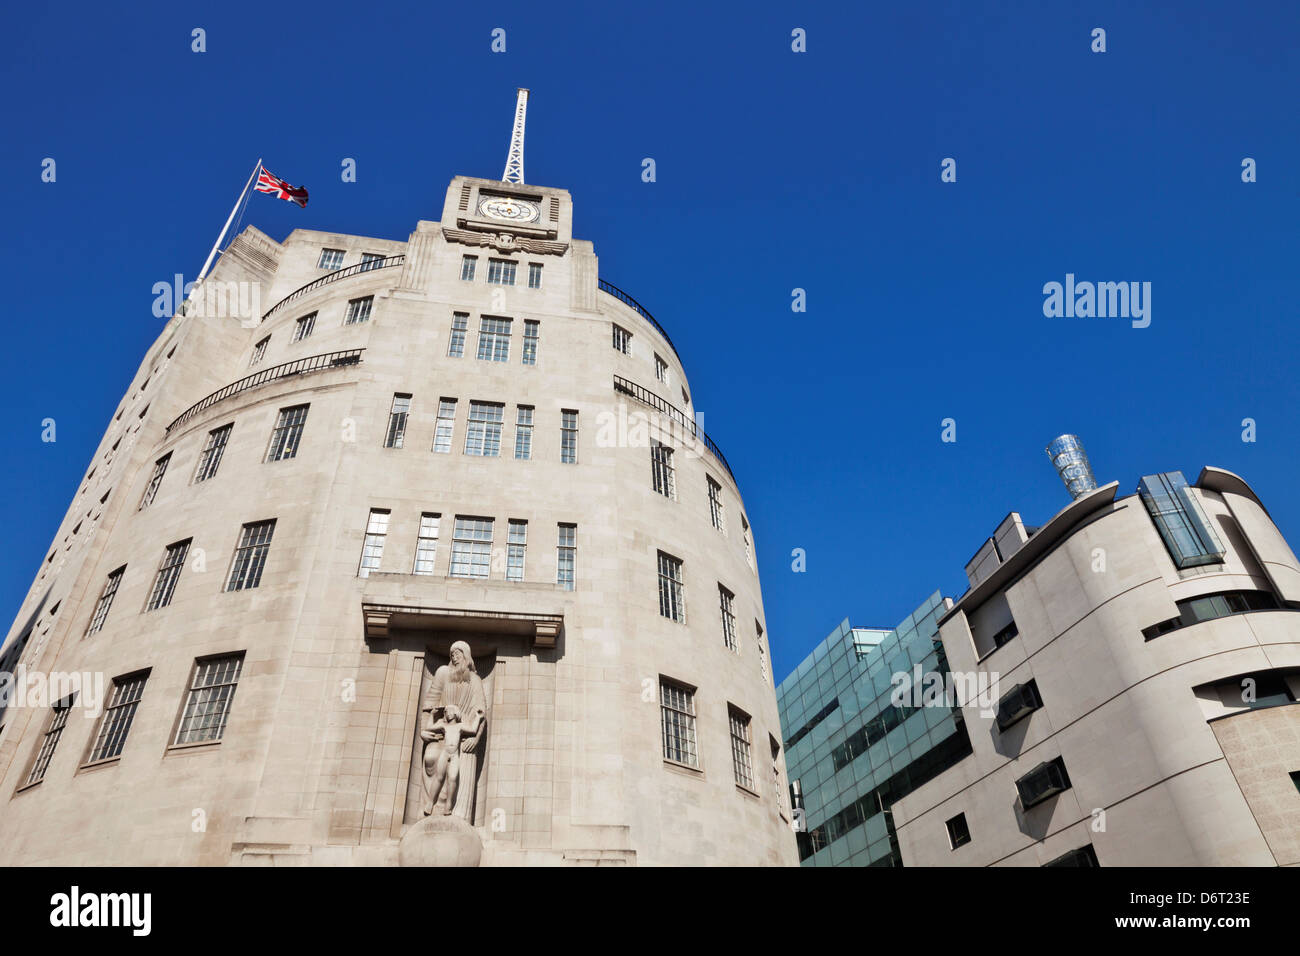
[87,671,149,763]
[995,679,1043,732]
[345,296,374,325]
[226,519,276,592]
[318,248,344,270]
[173,653,244,745]
[476,316,511,362]
[1016,756,1071,809]
[946,812,971,848]
[358,509,390,577]
[464,401,505,456]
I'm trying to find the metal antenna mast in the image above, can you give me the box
[502,88,530,184]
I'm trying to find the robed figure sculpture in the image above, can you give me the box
[420,641,488,820]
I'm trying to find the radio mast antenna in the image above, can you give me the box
[502,88,530,184]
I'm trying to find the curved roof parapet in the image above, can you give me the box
[1196,466,1270,516]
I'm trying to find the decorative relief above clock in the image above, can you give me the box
[477,195,540,223]
[442,227,567,256]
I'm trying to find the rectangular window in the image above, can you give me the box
[561,409,578,464]
[385,393,412,449]
[460,255,477,281]
[146,539,190,611]
[359,252,384,271]
[194,423,233,482]
[433,399,457,454]
[250,335,270,367]
[318,248,344,270]
[651,440,676,499]
[1045,845,1100,868]
[449,516,493,579]
[729,706,754,789]
[464,401,505,456]
[266,404,309,461]
[757,621,769,685]
[293,312,317,341]
[557,523,576,590]
[742,515,754,570]
[527,262,543,289]
[522,319,539,365]
[85,566,125,636]
[658,551,685,623]
[26,693,77,785]
[946,813,972,849]
[655,354,669,385]
[1291,770,1300,796]
[1138,471,1227,569]
[226,519,276,591]
[707,476,726,533]
[358,509,390,578]
[413,513,440,574]
[514,405,534,460]
[486,258,517,286]
[719,585,738,651]
[506,519,527,582]
[345,296,374,325]
[88,672,148,763]
[476,316,512,362]
[612,324,631,354]
[448,312,468,358]
[1016,756,1072,809]
[995,679,1043,731]
[174,654,244,745]
[139,453,171,510]
[660,679,698,767]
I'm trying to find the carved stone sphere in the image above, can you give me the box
[398,814,482,867]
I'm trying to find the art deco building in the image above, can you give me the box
[0,108,797,866]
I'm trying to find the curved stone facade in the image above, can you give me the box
[0,176,798,866]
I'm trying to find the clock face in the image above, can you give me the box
[478,196,540,223]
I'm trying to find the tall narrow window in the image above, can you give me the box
[358,509,390,577]
[85,565,125,636]
[464,401,505,456]
[487,258,517,286]
[756,621,769,685]
[557,524,576,590]
[448,312,468,358]
[527,262,543,289]
[514,406,534,460]
[729,707,754,790]
[507,520,527,582]
[226,519,276,591]
[88,671,148,763]
[449,516,493,579]
[174,654,244,745]
[139,453,171,510]
[658,551,685,623]
[433,399,457,453]
[266,404,309,461]
[318,248,344,270]
[476,316,512,362]
[561,409,578,464]
[345,296,374,325]
[651,441,676,499]
[655,354,669,385]
[660,679,698,767]
[194,423,233,483]
[707,476,726,533]
[413,513,440,574]
[360,252,384,271]
[250,335,270,366]
[385,394,412,448]
[612,324,631,354]
[742,515,754,570]
[460,255,477,281]
[146,539,190,611]
[1138,471,1226,569]
[293,312,317,341]
[522,319,539,365]
[719,585,738,651]
[26,693,77,785]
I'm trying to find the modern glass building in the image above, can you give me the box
[777,592,972,867]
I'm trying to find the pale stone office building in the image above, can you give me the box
[0,118,797,865]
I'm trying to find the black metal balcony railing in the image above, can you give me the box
[613,375,736,484]
[597,279,681,363]
[261,255,405,323]
[165,349,365,434]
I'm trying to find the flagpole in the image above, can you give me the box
[196,157,263,283]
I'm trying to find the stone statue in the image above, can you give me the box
[420,641,487,820]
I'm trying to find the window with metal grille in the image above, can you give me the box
[194,423,232,482]
[487,258,517,285]
[174,654,244,745]
[719,585,738,651]
[707,476,726,533]
[561,409,578,464]
[655,354,669,384]
[226,519,276,591]
[658,551,685,623]
[433,399,457,453]
[527,262,543,289]
[385,394,411,448]
[293,312,316,341]
[413,513,440,574]
[1016,756,1071,809]
[449,516,493,579]
[85,565,125,636]
[464,401,505,456]
[250,335,270,367]
[522,319,539,365]
[660,679,698,767]
[507,520,527,581]
[448,312,468,357]
[476,316,512,362]
[344,296,373,325]
[138,453,171,510]
[145,539,190,611]
[88,672,148,762]
[318,248,344,270]
[612,324,631,354]
[266,404,309,461]
[651,441,676,499]
[514,406,534,460]
[359,252,384,271]
[358,509,389,577]
[729,706,754,789]
[460,255,477,281]
[26,693,77,785]
[995,679,1043,732]
[557,523,576,590]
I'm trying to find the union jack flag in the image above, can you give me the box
[254,166,309,207]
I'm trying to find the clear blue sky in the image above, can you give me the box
[2,1,1296,682]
